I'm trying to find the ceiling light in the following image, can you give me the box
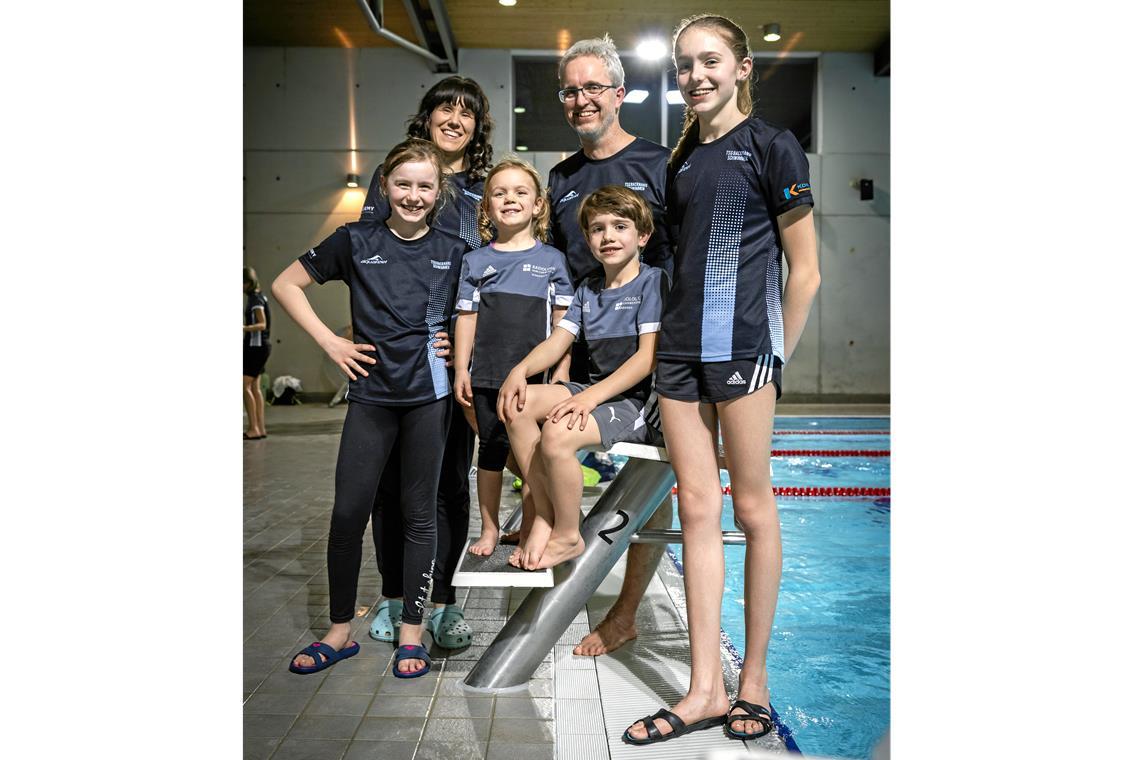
[636,39,667,60]
[762,23,781,42]
[516,145,529,151]
[346,173,360,188]
[624,89,649,104]
[499,0,516,6]
[514,106,526,113]
[665,90,684,105]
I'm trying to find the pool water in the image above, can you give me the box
[639,416,890,759]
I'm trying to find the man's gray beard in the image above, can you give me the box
[574,110,616,144]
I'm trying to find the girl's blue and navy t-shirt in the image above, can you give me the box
[360,168,484,251]
[548,137,674,285]
[456,241,573,388]
[661,117,813,363]
[299,223,468,406]
[556,265,667,404]
[244,291,270,348]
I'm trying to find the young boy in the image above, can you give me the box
[497,185,668,570]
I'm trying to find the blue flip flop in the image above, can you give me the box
[369,599,402,642]
[288,640,360,675]
[392,644,432,678]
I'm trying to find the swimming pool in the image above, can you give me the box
[637,416,890,759]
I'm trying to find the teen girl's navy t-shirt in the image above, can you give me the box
[456,241,573,388]
[299,224,468,406]
[661,117,813,364]
[556,265,667,404]
[548,138,673,285]
[361,168,484,251]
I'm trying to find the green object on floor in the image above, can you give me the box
[511,477,523,492]
[581,464,601,487]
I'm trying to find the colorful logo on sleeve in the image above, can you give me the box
[782,182,811,200]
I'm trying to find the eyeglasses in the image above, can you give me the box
[557,83,618,103]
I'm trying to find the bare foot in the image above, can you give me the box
[507,546,523,568]
[729,681,772,738]
[395,623,427,674]
[500,530,521,545]
[468,527,499,556]
[625,690,730,742]
[519,520,552,570]
[533,535,585,569]
[573,615,637,656]
[292,623,352,669]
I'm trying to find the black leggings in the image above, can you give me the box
[373,399,475,605]
[328,398,449,625]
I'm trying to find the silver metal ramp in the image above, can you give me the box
[464,444,677,690]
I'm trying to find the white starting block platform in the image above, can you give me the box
[452,541,554,588]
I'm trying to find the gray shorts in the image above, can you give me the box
[558,382,664,449]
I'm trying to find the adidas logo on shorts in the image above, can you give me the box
[726,371,746,386]
[482,265,497,277]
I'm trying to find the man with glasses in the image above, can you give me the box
[547,35,675,658]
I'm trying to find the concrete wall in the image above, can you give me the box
[244,48,889,398]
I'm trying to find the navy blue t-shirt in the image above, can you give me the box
[456,242,573,388]
[299,224,468,406]
[661,117,813,363]
[361,167,484,251]
[548,137,673,286]
[244,291,270,348]
[556,265,667,404]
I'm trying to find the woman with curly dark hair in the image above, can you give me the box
[357,76,495,652]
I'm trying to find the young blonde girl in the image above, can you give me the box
[272,138,469,679]
[452,157,573,557]
[622,15,821,745]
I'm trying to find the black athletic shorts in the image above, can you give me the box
[655,354,781,403]
[243,345,270,378]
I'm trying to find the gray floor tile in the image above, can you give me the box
[316,673,382,695]
[268,737,348,760]
[352,717,425,743]
[485,742,555,760]
[243,736,279,760]
[304,692,373,717]
[244,712,296,738]
[413,740,486,760]
[376,672,440,696]
[493,697,554,720]
[287,714,363,740]
[490,718,554,743]
[245,692,313,715]
[429,696,495,719]
[422,717,491,742]
[342,741,417,760]
[366,695,432,718]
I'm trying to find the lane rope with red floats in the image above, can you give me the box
[772,449,889,457]
[670,485,891,497]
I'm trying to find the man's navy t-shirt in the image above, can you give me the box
[548,137,673,286]
[299,224,468,406]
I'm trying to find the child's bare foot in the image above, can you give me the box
[520,520,552,570]
[507,546,523,568]
[533,534,585,569]
[291,623,352,670]
[573,613,637,656]
[469,527,499,556]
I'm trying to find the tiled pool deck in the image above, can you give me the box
[243,402,887,759]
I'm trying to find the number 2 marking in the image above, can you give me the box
[598,510,629,545]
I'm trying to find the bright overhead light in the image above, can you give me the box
[346,173,360,188]
[499,0,517,6]
[636,39,668,60]
[762,23,781,42]
[516,145,529,151]
[665,90,684,105]
[624,89,649,104]
[514,106,526,113]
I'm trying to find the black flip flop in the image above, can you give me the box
[725,699,774,740]
[622,708,727,745]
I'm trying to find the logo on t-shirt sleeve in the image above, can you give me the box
[782,182,811,200]
[558,190,580,205]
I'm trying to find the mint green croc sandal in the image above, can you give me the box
[428,604,472,649]
[369,598,402,642]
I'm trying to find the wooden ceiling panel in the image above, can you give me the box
[245,0,890,53]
